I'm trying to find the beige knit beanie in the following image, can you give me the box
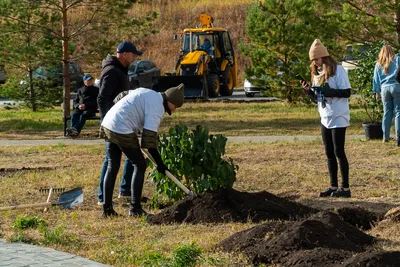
[309,39,329,60]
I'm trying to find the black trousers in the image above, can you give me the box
[103,141,146,210]
[321,124,349,188]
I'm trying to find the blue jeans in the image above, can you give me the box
[70,109,95,133]
[98,145,133,203]
[381,84,400,140]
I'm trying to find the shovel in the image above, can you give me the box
[0,187,84,211]
[141,149,194,197]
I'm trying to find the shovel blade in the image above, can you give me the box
[56,187,84,209]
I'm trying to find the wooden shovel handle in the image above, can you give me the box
[141,149,194,197]
[0,202,52,211]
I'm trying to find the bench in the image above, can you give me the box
[63,113,101,137]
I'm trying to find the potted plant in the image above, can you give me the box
[348,41,383,140]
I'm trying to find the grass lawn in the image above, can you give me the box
[0,100,399,266]
[0,100,372,139]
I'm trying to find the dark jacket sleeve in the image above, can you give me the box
[73,88,82,110]
[85,87,99,110]
[97,71,118,120]
[305,89,317,104]
[322,87,351,98]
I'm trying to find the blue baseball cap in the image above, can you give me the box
[117,41,142,55]
[83,74,93,81]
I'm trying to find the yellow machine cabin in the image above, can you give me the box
[152,14,238,98]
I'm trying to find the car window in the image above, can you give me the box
[137,62,145,72]
[144,62,153,71]
[129,61,138,73]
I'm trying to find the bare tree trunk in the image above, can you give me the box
[61,0,71,125]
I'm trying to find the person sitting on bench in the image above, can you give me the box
[67,74,99,137]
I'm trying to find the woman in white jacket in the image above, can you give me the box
[300,39,352,198]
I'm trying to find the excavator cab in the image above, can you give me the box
[152,14,238,98]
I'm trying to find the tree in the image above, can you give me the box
[318,1,400,47]
[242,0,342,102]
[0,1,61,111]
[0,0,157,114]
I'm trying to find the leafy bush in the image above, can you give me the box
[170,242,202,267]
[348,41,383,123]
[148,124,238,202]
[12,216,45,230]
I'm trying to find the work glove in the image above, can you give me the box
[148,148,169,175]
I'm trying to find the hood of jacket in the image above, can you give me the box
[101,55,128,74]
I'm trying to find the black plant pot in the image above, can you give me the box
[362,122,383,140]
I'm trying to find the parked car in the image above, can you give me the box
[128,60,160,89]
[341,43,370,73]
[0,65,6,84]
[94,60,160,90]
[20,62,84,92]
[244,76,271,97]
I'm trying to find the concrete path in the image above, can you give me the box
[0,239,108,266]
[0,135,366,147]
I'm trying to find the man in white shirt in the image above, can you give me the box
[100,83,185,217]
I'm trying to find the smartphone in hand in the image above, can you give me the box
[296,74,309,87]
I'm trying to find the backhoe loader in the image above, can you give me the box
[152,14,238,98]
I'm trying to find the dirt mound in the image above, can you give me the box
[218,211,374,266]
[336,207,379,230]
[147,188,317,224]
[340,251,400,267]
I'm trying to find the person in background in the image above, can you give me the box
[97,41,142,205]
[100,84,185,217]
[299,39,352,198]
[373,44,400,146]
[67,74,98,138]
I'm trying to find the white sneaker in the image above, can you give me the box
[97,201,117,206]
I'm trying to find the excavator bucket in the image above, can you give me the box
[152,75,207,98]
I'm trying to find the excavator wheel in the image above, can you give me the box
[220,65,234,96]
[207,74,220,98]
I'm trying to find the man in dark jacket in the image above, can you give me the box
[67,74,99,137]
[96,41,142,205]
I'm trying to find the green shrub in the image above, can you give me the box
[170,242,202,267]
[149,124,238,202]
[12,216,45,230]
[348,41,383,123]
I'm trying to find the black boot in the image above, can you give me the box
[102,206,119,217]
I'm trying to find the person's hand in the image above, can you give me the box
[79,104,86,110]
[156,163,169,175]
[300,80,310,92]
[376,93,381,101]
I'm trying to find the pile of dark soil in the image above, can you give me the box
[147,188,317,224]
[147,188,400,266]
[340,251,400,267]
[218,211,375,266]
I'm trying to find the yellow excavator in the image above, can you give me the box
[152,14,238,98]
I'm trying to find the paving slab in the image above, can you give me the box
[0,135,366,147]
[0,239,108,266]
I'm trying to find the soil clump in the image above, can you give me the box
[147,188,317,224]
[218,211,376,266]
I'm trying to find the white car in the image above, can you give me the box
[244,78,266,97]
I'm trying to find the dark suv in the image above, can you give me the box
[20,62,84,92]
[128,60,160,89]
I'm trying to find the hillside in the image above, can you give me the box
[87,0,253,85]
